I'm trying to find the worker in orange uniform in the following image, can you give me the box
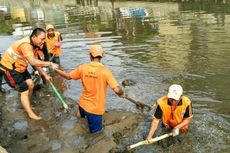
[0,28,58,120]
[45,24,63,64]
[55,44,125,133]
[147,84,193,141]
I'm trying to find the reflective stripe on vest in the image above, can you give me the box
[6,47,27,62]
[1,37,32,73]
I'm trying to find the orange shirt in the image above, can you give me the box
[69,62,119,115]
[46,32,61,56]
[1,36,35,73]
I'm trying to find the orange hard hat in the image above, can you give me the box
[89,44,104,57]
[46,24,54,31]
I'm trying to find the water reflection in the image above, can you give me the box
[0,0,230,118]
[0,0,229,113]
[0,0,65,35]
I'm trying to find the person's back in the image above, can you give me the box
[55,44,124,133]
[73,61,118,115]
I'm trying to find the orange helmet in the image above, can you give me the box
[89,45,104,57]
[46,24,54,31]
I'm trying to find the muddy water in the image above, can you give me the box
[0,0,230,153]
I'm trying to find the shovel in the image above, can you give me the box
[123,94,151,111]
[49,81,69,109]
[121,79,151,111]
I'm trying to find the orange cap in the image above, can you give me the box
[89,45,104,57]
[46,24,54,31]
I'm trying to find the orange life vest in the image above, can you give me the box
[1,37,30,73]
[46,31,61,56]
[0,36,39,73]
[157,95,192,131]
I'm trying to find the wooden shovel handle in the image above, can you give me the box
[124,95,152,110]
[127,132,174,150]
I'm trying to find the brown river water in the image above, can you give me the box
[0,0,230,152]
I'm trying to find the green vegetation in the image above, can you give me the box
[0,21,11,34]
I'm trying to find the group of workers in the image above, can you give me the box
[0,25,193,143]
[0,25,61,120]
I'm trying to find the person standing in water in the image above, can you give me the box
[0,28,58,120]
[146,84,193,141]
[55,44,125,133]
[45,24,63,65]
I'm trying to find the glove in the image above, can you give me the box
[172,128,179,137]
[49,62,59,71]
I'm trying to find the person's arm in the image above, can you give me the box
[112,86,124,96]
[171,103,193,136]
[174,103,193,129]
[106,69,124,96]
[35,66,52,81]
[174,117,192,130]
[20,44,51,67]
[146,117,160,142]
[55,68,71,80]
[27,55,51,67]
[146,104,162,141]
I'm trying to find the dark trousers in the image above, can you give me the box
[0,69,4,92]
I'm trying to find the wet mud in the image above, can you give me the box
[0,83,230,153]
[129,105,230,153]
[0,84,146,153]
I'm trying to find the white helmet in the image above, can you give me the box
[167,84,183,100]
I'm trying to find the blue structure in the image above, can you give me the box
[117,7,148,18]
